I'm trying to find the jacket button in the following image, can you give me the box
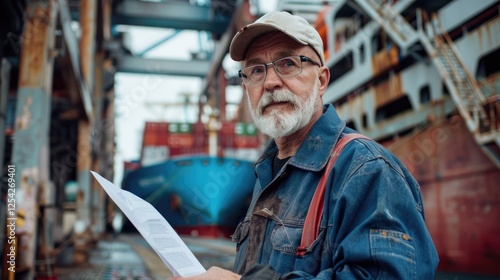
[381,231,388,237]
[402,234,410,241]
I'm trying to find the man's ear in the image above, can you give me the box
[318,66,330,97]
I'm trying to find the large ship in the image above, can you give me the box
[288,0,499,276]
[121,120,262,238]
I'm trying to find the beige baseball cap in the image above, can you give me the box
[229,11,325,65]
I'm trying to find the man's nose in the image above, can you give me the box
[263,65,283,90]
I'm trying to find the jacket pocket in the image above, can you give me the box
[232,218,250,250]
[370,229,416,278]
[270,223,303,255]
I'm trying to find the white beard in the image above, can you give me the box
[246,80,320,138]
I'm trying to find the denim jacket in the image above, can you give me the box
[232,104,439,279]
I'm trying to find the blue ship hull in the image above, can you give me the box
[121,155,256,237]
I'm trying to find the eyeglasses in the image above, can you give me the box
[238,55,321,87]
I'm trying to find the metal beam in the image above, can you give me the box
[199,0,251,99]
[12,1,58,278]
[137,30,182,57]
[80,0,97,91]
[90,51,107,239]
[73,0,97,265]
[112,0,231,34]
[0,59,10,172]
[58,0,93,122]
[116,55,211,77]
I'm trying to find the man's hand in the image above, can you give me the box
[170,266,241,280]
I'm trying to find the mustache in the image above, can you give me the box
[258,90,299,113]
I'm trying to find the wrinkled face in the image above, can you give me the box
[242,32,328,138]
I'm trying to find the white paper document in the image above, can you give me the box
[90,171,206,277]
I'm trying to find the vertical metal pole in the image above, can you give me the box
[97,0,114,237]
[80,0,96,94]
[0,59,11,168]
[218,67,227,123]
[11,1,57,279]
[74,0,97,264]
[91,50,104,238]
[0,59,10,279]
[207,79,219,157]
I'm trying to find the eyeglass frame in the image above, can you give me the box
[238,55,321,87]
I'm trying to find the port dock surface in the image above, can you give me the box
[55,233,236,280]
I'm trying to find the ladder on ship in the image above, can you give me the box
[354,0,500,168]
[352,0,419,55]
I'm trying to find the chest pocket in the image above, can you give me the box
[232,218,250,250]
[271,222,303,255]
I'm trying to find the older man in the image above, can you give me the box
[173,11,438,280]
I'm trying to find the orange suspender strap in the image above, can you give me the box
[296,133,371,257]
